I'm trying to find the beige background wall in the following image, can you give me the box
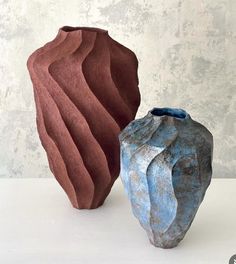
[0,0,235,178]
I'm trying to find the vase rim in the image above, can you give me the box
[149,107,189,120]
[59,26,108,34]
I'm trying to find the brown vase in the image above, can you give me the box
[27,26,140,209]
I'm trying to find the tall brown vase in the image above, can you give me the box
[27,26,140,209]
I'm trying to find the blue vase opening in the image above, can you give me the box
[151,107,187,119]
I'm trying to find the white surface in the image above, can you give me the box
[0,178,235,264]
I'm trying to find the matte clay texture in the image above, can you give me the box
[119,108,213,248]
[27,26,140,209]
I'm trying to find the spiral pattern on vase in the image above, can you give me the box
[27,26,140,209]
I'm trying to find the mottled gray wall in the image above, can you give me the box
[0,0,235,178]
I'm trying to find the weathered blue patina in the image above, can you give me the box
[119,107,213,248]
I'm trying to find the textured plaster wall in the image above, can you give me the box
[0,0,235,178]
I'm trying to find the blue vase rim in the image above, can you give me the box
[149,107,189,120]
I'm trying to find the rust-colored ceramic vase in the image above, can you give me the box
[27,26,140,209]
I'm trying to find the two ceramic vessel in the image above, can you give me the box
[27,27,213,248]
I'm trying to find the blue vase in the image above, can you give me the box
[119,107,213,248]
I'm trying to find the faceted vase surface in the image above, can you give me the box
[119,107,213,248]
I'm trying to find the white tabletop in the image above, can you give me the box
[0,178,235,264]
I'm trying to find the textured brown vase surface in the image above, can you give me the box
[27,26,140,209]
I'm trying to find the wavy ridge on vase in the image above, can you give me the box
[119,108,213,248]
[27,26,140,209]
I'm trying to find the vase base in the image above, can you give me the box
[149,237,182,249]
